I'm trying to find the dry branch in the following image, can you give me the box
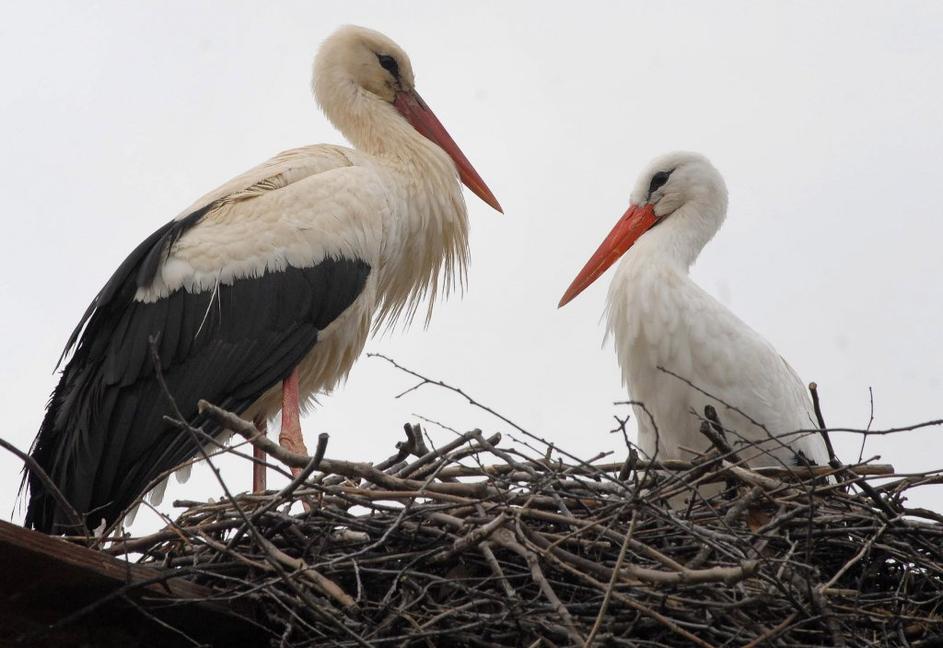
[24,361,940,647]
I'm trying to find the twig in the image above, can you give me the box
[584,509,636,646]
[808,382,839,466]
[4,437,84,533]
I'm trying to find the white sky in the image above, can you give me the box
[2,1,941,532]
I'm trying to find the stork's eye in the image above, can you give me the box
[648,170,672,196]
[377,54,399,77]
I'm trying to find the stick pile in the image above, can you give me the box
[104,395,943,647]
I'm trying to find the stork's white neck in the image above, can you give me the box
[605,199,724,426]
[373,142,470,327]
[627,200,725,274]
[315,71,429,160]
[316,79,469,326]
[606,197,726,386]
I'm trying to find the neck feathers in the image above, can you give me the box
[632,200,726,273]
[315,79,470,329]
[374,154,470,329]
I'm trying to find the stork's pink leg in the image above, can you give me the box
[252,415,267,493]
[278,367,307,478]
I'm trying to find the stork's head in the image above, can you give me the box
[313,25,502,213]
[559,152,727,307]
[314,26,416,103]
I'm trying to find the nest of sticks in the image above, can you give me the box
[94,361,943,647]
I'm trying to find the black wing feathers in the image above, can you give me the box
[26,211,370,533]
[60,205,211,368]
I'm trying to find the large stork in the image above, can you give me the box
[559,152,827,474]
[25,25,501,534]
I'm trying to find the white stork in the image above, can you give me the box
[25,25,501,534]
[559,152,828,476]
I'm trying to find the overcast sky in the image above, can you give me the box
[2,1,941,532]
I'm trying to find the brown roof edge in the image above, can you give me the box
[0,519,267,647]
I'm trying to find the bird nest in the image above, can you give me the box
[96,364,943,648]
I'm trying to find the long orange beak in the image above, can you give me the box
[394,89,503,213]
[558,203,658,307]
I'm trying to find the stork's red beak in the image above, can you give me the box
[558,203,658,307]
[394,89,503,213]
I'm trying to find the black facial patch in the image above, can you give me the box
[377,53,400,78]
[648,170,672,198]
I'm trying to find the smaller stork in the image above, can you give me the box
[559,152,828,474]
